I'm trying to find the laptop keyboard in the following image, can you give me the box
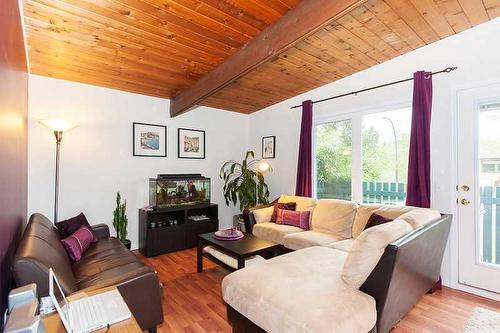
[73,296,106,332]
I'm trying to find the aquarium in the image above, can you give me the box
[149,174,210,209]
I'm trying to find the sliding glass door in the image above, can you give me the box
[314,107,411,204]
[362,108,411,204]
[315,119,352,200]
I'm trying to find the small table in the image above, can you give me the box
[197,232,281,272]
[42,287,141,333]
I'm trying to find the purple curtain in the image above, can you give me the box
[295,100,313,197]
[406,71,432,208]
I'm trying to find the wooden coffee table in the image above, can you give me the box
[197,232,281,272]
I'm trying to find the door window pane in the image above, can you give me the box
[478,102,500,265]
[362,108,411,204]
[315,120,352,200]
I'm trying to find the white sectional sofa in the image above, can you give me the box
[250,195,438,252]
[222,195,452,333]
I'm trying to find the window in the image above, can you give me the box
[362,108,411,204]
[315,120,352,200]
[314,107,411,204]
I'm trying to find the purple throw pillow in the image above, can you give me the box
[60,226,94,262]
[56,213,97,242]
[364,213,393,230]
[271,202,296,223]
[280,210,310,230]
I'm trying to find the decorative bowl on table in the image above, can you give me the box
[214,227,244,241]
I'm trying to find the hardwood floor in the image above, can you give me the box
[137,248,500,333]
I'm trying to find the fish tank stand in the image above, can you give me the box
[139,203,218,257]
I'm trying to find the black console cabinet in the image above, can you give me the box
[139,204,218,257]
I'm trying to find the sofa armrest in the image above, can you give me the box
[243,198,278,234]
[92,223,110,240]
[78,266,164,331]
[360,214,452,333]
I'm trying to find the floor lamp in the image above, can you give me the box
[41,119,77,223]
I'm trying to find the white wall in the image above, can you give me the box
[28,75,249,249]
[249,19,500,292]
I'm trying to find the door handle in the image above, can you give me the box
[461,185,470,192]
[461,198,471,206]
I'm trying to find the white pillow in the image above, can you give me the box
[397,208,441,229]
[278,195,317,212]
[253,206,274,224]
[342,219,412,289]
[352,205,414,239]
[351,204,383,238]
[372,205,415,220]
[311,199,357,238]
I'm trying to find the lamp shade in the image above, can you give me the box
[258,160,271,173]
[40,119,77,132]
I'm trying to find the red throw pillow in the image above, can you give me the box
[364,213,393,230]
[280,210,310,230]
[270,202,296,223]
[56,213,97,242]
[60,226,94,262]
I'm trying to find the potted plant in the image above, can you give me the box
[113,192,131,249]
[220,151,272,230]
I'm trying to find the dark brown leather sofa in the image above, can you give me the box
[13,213,163,332]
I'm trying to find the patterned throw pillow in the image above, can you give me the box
[280,210,311,230]
[364,213,393,230]
[56,212,97,242]
[60,226,94,262]
[270,202,296,223]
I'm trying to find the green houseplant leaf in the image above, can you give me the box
[220,151,272,212]
[112,192,128,245]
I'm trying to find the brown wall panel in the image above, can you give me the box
[0,0,28,326]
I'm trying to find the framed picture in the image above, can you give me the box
[178,128,205,159]
[262,136,276,159]
[133,122,167,157]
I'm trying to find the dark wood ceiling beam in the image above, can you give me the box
[169,0,368,116]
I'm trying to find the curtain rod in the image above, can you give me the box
[290,66,458,109]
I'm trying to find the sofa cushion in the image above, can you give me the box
[56,212,97,242]
[279,210,310,230]
[352,204,383,238]
[73,238,144,288]
[271,202,296,223]
[373,205,415,220]
[278,195,317,212]
[252,223,303,244]
[364,213,393,230]
[222,246,376,333]
[327,238,355,252]
[311,199,357,238]
[397,208,441,229]
[61,226,94,262]
[13,213,78,296]
[342,220,413,289]
[284,231,345,250]
[352,204,414,238]
[253,206,274,224]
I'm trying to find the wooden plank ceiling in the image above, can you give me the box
[202,0,500,113]
[25,0,500,114]
[24,0,301,98]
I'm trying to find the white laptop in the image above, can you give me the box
[49,268,131,333]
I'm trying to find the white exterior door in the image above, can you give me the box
[457,83,500,293]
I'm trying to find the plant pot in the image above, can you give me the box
[121,239,131,250]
